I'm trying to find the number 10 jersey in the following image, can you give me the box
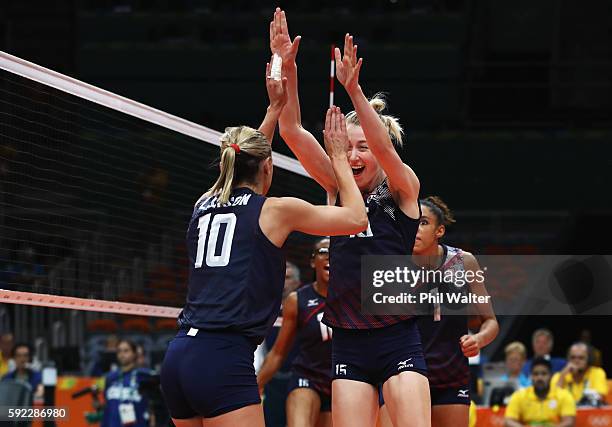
[178,187,286,345]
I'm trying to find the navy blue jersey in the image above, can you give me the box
[178,187,286,344]
[102,368,152,427]
[416,245,470,388]
[291,284,332,394]
[324,179,419,329]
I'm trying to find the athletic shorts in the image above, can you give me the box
[331,320,427,386]
[287,372,331,412]
[160,327,260,419]
[379,383,471,407]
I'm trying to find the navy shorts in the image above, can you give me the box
[430,385,471,406]
[379,384,470,407]
[287,372,331,412]
[160,328,260,419]
[331,320,427,386]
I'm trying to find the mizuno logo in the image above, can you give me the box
[307,299,319,307]
[457,389,469,398]
[397,359,413,370]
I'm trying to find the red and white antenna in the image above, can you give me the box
[329,44,335,108]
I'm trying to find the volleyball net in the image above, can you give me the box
[0,51,325,351]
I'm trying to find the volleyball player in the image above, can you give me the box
[257,237,333,427]
[271,9,429,427]
[160,61,368,427]
[378,196,499,427]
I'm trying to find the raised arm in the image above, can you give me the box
[336,33,420,217]
[257,291,298,395]
[260,107,367,245]
[258,57,288,144]
[270,8,338,195]
[461,252,499,357]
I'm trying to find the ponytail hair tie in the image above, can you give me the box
[230,143,241,154]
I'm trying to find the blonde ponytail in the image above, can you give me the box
[206,126,271,204]
[345,93,404,147]
[208,146,237,205]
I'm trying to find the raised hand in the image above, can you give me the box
[270,8,301,66]
[335,33,363,94]
[323,106,350,159]
[265,56,288,111]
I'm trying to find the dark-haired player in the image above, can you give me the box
[258,238,333,427]
[379,196,498,427]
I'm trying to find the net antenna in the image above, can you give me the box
[329,44,335,108]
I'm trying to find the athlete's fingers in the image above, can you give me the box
[340,109,348,135]
[280,10,289,36]
[325,108,333,135]
[343,33,350,61]
[274,8,281,37]
[334,47,342,68]
[291,36,301,55]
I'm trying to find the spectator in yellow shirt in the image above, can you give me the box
[552,342,608,406]
[0,333,14,377]
[505,357,575,427]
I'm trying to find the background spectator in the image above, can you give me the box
[1,342,43,401]
[505,357,575,427]
[0,333,15,376]
[522,328,566,375]
[101,339,152,427]
[578,329,602,367]
[552,342,608,407]
[283,261,301,299]
[501,341,531,389]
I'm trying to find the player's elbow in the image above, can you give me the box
[348,210,369,234]
[279,122,301,140]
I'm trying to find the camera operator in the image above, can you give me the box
[101,339,153,427]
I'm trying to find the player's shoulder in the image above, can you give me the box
[283,291,299,313]
[296,283,314,295]
[457,250,480,269]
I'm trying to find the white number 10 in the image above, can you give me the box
[195,213,237,268]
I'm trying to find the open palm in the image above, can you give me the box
[335,33,363,93]
[269,8,301,65]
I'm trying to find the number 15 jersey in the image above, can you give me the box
[178,187,286,345]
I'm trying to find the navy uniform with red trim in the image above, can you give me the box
[416,244,470,405]
[378,244,470,407]
[324,179,427,386]
[161,188,286,419]
[288,283,333,411]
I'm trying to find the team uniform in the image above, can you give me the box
[287,283,333,411]
[161,188,286,419]
[378,244,471,407]
[323,179,426,386]
[416,245,470,405]
[101,368,152,427]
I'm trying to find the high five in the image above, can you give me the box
[271,8,430,427]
